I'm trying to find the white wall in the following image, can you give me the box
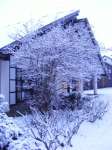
[1,60,10,110]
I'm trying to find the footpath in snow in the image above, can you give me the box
[71,88,112,150]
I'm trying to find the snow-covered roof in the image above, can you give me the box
[101,50,112,65]
[0,40,21,54]
[0,10,105,75]
[103,56,112,66]
[0,10,79,51]
[38,10,80,31]
[0,10,98,53]
[101,50,112,59]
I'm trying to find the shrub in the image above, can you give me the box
[59,92,82,110]
[7,137,40,150]
[0,113,40,150]
[0,113,23,149]
[82,95,108,122]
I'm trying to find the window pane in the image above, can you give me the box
[10,68,16,80]
[10,93,16,105]
[10,80,16,92]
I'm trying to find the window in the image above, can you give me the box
[16,68,23,102]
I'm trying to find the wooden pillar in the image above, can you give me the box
[79,78,83,93]
[67,84,70,94]
[93,75,98,95]
[0,60,1,94]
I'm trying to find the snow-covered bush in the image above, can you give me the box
[0,113,23,149]
[58,91,82,110]
[24,109,84,150]
[7,137,41,150]
[0,94,9,113]
[82,95,108,122]
[7,95,107,150]
[0,113,41,150]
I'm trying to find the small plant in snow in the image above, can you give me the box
[82,95,108,122]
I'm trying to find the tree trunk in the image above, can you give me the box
[93,75,98,95]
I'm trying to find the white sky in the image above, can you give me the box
[0,0,112,48]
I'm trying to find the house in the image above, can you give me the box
[98,50,112,88]
[0,52,10,108]
[0,41,23,110]
[84,50,112,89]
[0,11,105,109]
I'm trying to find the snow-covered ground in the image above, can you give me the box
[71,88,112,150]
[13,88,112,150]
